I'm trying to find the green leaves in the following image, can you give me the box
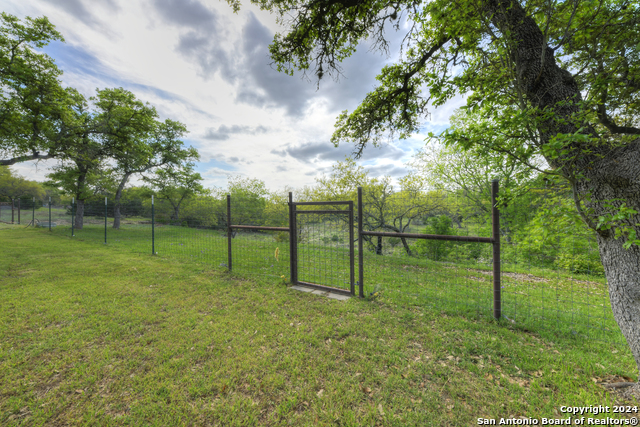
[596,203,640,249]
[0,13,68,164]
[0,166,46,200]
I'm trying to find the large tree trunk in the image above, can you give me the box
[74,166,89,231]
[487,0,640,386]
[112,172,132,229]
[173,206,180,224]
[75,199,85,230]
[598,233,640,381]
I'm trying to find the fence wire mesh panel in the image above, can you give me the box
[0,201,11,223]
[499,185,623,346]
[294,206,354,294]
[44,198,146,253]
[30,200,71,231]
[358,186,495,318]
[229,193,290,280]
[153,196,227,268]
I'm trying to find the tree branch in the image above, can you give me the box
[0,151,54,166]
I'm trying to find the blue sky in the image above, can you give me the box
[4,0,463,192]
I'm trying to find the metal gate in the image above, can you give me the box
[289,201,355,295]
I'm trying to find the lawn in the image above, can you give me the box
[0,226,637,426]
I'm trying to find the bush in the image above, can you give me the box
[388,237,401,247]
[274,231,290,242]
[554,252,604,276]
[415,215,456,261]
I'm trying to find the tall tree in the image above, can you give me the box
[109,118,198,229]
[144,162,206,223]
[0,13,69,165]
[46,87,157,229]
[232,0,640,389]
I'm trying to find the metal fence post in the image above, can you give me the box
[11,198,15,224]
[349,201,355,295]
[288,192,294,283]
[48,197,51,231]
[17,198,20,224]
[71,198,75,237]
[104,197,107,244]
[151,195,155,255]
[227,195,232,271]
[492,179,501,320]
[291,202,297,284]
[32,197,35,227]
[357,187,364,298]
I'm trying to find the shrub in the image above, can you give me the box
[274,231,290,242]
[415,215,456,261]
[388,237,401,247]
[554,252,605,276]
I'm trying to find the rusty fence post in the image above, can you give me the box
[349,201,355,295]
[357,187,364,298]
[291,202,298,285]
[492,179,501,320]
[227,194,232,272]
[288,192,294,284]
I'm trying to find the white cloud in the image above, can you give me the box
[4,0,458,194]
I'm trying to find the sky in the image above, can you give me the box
[3,0,465,193]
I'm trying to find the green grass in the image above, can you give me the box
[21,218,625,346]
[0,226,638,426]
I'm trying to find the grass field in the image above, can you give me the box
[0,225,638,425]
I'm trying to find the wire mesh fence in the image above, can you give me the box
[357,184,498,320]
[354,182,622,346]
[228,192,291,280]
[15,182,624,347]
[499,187,617,345]
[154,197,227,268]
[0,198,72,229]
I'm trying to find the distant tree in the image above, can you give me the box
[144,163,206,223]
[415,215,456,261]
[313,158,445,255]
[45,88,157,229]
[409,109,543,215]
[0,166,45,202]
[109,118,199,229]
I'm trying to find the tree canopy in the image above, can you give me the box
[0,12,69,165]
[0,165,45,201]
